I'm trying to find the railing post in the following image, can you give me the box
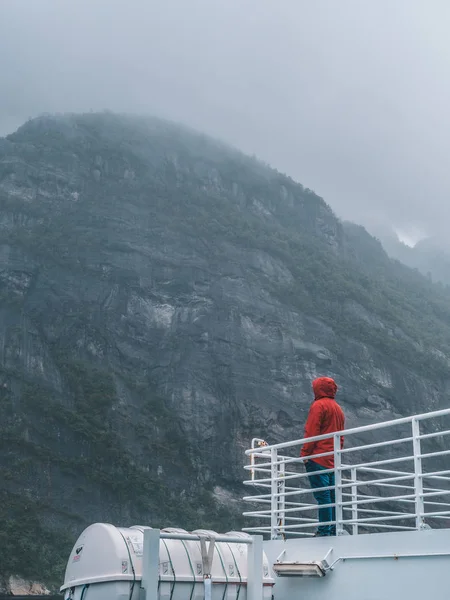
[351,467,358,536]
[270,448,279,539]
[277,457,286,539]
[412,418,426,530]
[141,528,160,600]
[334,433,344,535]
[247,535,263,600]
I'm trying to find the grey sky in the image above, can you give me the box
[1,0,449,242]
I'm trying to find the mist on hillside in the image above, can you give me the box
[1,0,450,244]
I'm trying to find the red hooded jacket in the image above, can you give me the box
[300,377,345,468]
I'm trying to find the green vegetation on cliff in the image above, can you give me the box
[0,113,450,586]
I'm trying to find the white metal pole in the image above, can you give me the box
[412,418,426,530]
[204,578,212,600]
[334,433,343,535]
[351,467,358,536]
[270,448,279,539]
[247,535,263,600]
[142,529,160,600]
[278,458,286,538]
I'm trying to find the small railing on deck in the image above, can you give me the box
[243,408,450,539]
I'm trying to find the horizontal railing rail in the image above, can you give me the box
[243,407,450,539]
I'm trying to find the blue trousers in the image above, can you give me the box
[306,460,336,536]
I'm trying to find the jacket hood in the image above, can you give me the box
[312,377,337,400]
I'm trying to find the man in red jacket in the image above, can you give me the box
[300,376,345,536]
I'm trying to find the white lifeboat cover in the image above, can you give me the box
[61,523,144,590]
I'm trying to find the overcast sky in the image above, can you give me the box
[1,0,450,243]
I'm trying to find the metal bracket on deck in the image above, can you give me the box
[199,535,216,576]
[199,535,216,600]
[273,547,333,578]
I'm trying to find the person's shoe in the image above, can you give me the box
[313,531,328,537]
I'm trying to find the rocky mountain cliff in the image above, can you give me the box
[1,113,450,586]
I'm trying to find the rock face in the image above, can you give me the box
[0,576,50,596]
[1,113,450,585]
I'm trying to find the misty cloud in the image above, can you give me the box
[1,0,450,239]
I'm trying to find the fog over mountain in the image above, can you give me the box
[2,111,450,586]
[2,0,450,239]
[4,0,450,588]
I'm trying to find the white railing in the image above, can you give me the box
[243,407,450,539]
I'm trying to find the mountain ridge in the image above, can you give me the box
[367,224,450,286]
[0,112,450,586]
